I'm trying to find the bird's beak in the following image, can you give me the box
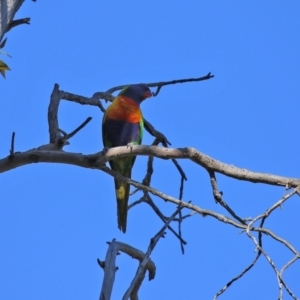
[144,91,152,99]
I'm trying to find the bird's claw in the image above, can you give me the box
[127,142,135,152]
[102,146,109,153]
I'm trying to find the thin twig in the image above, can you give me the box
[128,197,147,209]
[142,138,159,187]
[147,194,187,246]
[105,73,214,95]
[9,132,15,155]
[141,138,162,187]
[129,188,141,196]
[61,90,112,112]
[171,157,187,179]
[150,73,214,96]
[0,38,7,49]
[208,170,247,225]
[100,165,300,255]
[6,18,30,32]
[178,176,185,254]
[279,254,300,290]
[128,195,187,245]
[144,119,171,145]
[214,219,264,299]
[248,188,299,230]
[60,117,92,143]
[123,205,184,300]
[246,229,298,299]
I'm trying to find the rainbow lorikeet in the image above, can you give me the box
[102,84,152,233]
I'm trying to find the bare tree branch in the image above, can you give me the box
[98,239,156,300]
[214,218,264,299]
[143,119,171,146]
[105,73,214,95]
[9,131,15,155]
[59,116,92,143]
[2,145,299,188]
[98,239,119,300]
[49,75,214,146]
[207,170,247,225]
[247,188,299,228]
[128,194,188,246]
[6,17,30,32]
[3,74,299,298]
[48,84,63,143]
[123,205,184,299]
[246,229,298,300]
[0,0,26,41]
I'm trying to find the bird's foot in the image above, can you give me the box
[102,146,109,153]
[127,142,135,152]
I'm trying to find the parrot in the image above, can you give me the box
[102,84,152,233]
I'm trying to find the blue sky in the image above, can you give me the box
[1,1,300,299]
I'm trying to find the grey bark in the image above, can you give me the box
[0,0,25,41]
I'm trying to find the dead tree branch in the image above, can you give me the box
[1,145,299,188]
[0,0,28,42]
[6,17,30,32]
[2,75,299,298]
[123,205,183,299]
[98,239,156,300]
[105,72,214,95]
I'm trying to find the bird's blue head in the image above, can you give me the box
[118,84,152,104]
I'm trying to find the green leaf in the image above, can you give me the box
[0,59,11,78]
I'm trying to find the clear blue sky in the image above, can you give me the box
[1,1,300,299]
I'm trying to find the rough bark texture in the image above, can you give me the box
[0,0,25,41]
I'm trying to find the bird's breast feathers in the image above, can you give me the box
[105,96,143,123]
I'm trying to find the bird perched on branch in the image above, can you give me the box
[102,84,152,233]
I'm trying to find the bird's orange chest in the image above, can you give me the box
[106,96,142,123]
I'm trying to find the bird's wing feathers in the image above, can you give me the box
[101,88,147,233]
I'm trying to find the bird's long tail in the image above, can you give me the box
[114,178,130,233]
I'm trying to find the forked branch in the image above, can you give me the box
[2,75,299,298]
